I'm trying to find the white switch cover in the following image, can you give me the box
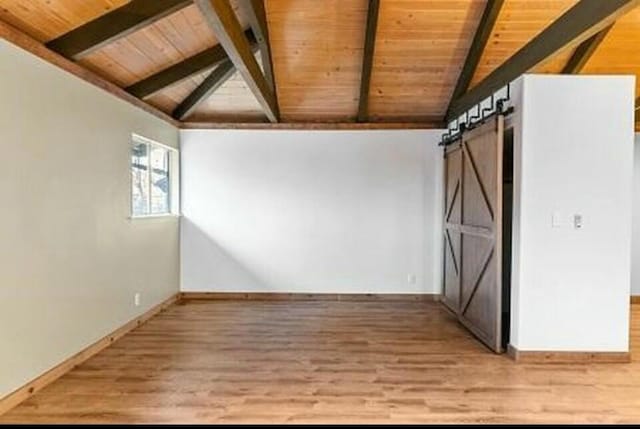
[573,214,583,229]
[134,293,141,307]
[552,211,565,228]
[407,274,416,285]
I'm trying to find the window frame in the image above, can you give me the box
[130,134,179,219]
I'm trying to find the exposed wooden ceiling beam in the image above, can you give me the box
[172,39,261,121]
[241,0,277,94]
[447,0,640,122]
[126,29,256,99]
[195,0,279,122]
[0,18,179,127]
[445,0,504,117]
[356,0,381,123]
[46,0,192,59]
[172,60,236,120]
[562,25,614,74]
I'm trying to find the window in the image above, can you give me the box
[131,134,179,217]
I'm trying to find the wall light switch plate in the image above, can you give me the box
[407,274,416,285]
[574,214,583,229]
[134,293,141,307]
[552,211,564,228]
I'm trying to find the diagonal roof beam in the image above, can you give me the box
[561,25,614,74]
[126,29,256,99]
[447,0,640,122]
[241,0,277,94]
[195,0,279,122]
[47,0,192,59]
[0,16,179,127]
[171,41,260,120]
[357,0,381,123]
[172,60,236,120]
[446,0,504,116]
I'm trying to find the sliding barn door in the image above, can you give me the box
[442,144,462,314]
[442,116,504,353]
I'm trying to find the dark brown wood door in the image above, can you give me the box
[442,116,504,353]
[442,144,462,314]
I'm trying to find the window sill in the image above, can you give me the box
[129,214,180,220]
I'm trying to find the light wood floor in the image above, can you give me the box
[2,299,640,424]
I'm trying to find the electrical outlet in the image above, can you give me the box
[134,293,141,307]
[407,274,417,285]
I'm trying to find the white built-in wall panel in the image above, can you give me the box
[509,75,635,352]
[632,133,640,296]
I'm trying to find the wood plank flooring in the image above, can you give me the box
[2,300,639,424]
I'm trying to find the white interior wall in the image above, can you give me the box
[180,129,444,294]
[0,40,180,397]
[632,133,640,295]
[509,75,635,352]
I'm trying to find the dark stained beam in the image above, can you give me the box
[46,0,192,59]
[446,0,504,115]
[357,0,380,122]
[562,25,614,74]
[0,16,179,127]
[241,0,277,93]
[172,60,236,120]
[126,29,256,99]
[447,0,640,121]
[195,0,279,122]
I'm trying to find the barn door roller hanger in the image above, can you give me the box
[440,83,514,147]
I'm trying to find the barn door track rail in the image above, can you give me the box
[440,83,514,147]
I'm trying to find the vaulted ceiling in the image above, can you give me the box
[0,0,638,127]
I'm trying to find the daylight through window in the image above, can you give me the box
[131,135,177,217]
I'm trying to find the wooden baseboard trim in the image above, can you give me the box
[631,296,640,304]
[0,293,180,416]
[180,292,439,302]
[507,344,630,364]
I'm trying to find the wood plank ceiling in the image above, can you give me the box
[469,0,579,87]
[268,0,369,122]
[581,6,640,102]
[0,0,638,126]
[368,0,486,123]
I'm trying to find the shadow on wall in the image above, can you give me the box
[180,218,273,292]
